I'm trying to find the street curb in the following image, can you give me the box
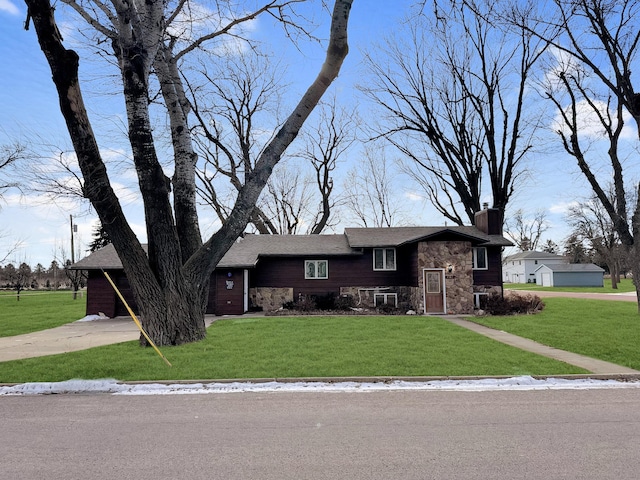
[3,373,640,388]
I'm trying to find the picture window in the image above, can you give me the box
[373,248,396,271]
[305,260,328,279]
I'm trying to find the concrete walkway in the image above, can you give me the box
[444,316,640,375]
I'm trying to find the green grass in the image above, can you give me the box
[473,297,640,370]
[504,278,636,293]
[0,290,87,337]
[0,315,586,383]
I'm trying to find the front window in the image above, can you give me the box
[472,247,488,270]
[305,260,328,279]
[374,293,397,307]
[373,248,396,271]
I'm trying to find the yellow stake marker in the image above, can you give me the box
[102,271,172,367]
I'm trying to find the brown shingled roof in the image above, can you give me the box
[71,234,358,270]
[72,226,511,271]
[344,226,512,247]
[217,234,358,268]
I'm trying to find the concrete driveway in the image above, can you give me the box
[0,315,217,362]
[506,289,637,302]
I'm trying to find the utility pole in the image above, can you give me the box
[70,214,76,264]
[69,214,78,299]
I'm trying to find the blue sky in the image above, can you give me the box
[0,0,624,266]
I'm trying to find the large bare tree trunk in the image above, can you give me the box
[25,0,353,345]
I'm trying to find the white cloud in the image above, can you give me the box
[549,201,578,215]
[550,98,637,141]
[166,2,258,57]
[404,191,423,202]
[0,0,20,15]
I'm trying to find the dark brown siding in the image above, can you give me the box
[250,248,417,299]
[206,275,217,314]
[215,269,245,315]
[472,246,503,286]
[114,273,138,316]
[86,270,117,317]
[90,269,221,316]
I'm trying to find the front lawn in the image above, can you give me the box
[474,297,640,370]
[504,278,636,293]
[0,315,585,383]
[0,290,87,337]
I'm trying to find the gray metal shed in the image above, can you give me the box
[534,263,605,287]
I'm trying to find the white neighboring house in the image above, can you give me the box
[502,251,567,284]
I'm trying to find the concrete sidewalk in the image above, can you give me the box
[444,316,640,375]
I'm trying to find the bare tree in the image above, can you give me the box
[343,147,407,228]
[0,143,26,263]
[566,194,624,288]
[361,0,547,225]
[297,96,358,234]
[504,208,549,252]
[191,50,286,234]
[192,60,354,236]
[24,0,353,345]
[0,230,23,265]
[258,165,313,234]
[0,142,24,199]
[533,0,640,309]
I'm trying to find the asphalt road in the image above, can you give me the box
[3,388,640,479]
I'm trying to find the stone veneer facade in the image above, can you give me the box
[339,286,415,309]
[417,240,474,314]
[249,287,293,312]
[249,240,499,314]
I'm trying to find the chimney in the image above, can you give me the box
[474,207,503,235]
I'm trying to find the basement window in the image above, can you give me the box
[374,293,397,307]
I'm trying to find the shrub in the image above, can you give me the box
[483,293,544,316]
[334,294,355,311]
[283,294,318,312]
[376,302,402,315]
[315,292,336,310]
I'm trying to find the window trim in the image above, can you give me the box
[474,292,489,309]
[304,260,328,280]
[472,247,488,270]
[373,248,397,271]
[374,293,397,307]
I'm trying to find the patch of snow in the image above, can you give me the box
[76,313,110,322]
[1,376,640,396]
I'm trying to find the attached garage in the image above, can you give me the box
[534,263,605,287]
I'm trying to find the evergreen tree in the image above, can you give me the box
[88,223,111,252]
